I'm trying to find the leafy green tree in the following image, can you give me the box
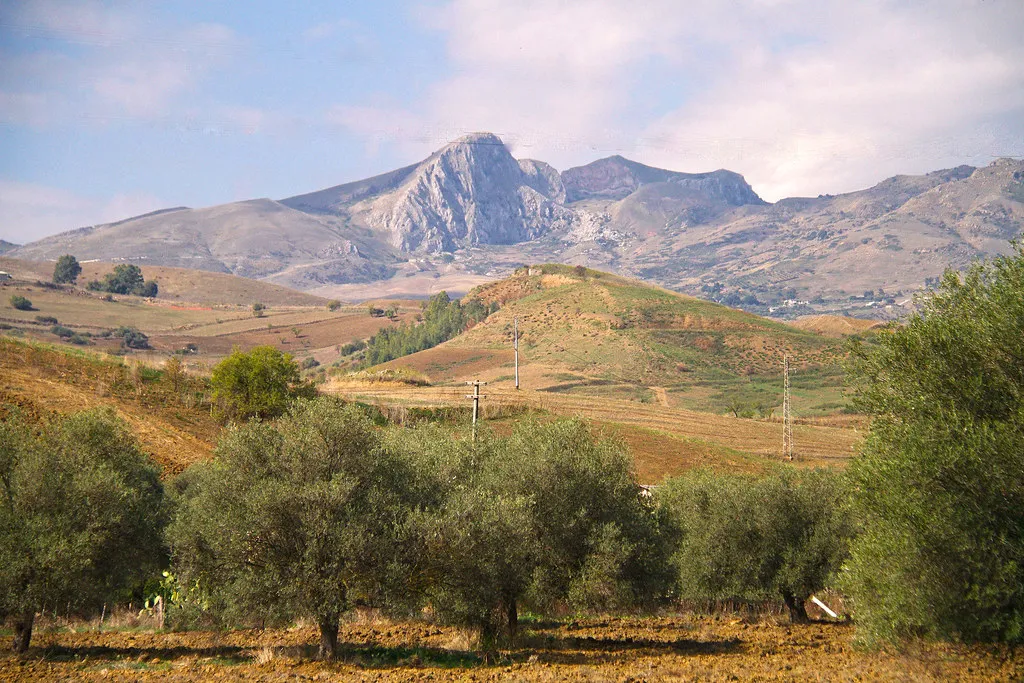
[86,264,157,296]
[0,409,166,652]
[52,255,81,284]
[9,295,32,311]
[167,399,415,658]
[398,419,671,645]
[843,245,1024,645]
[210,346,315,420]
[252,302,266,318]
[659,467,852,622]
[327,300,341,312]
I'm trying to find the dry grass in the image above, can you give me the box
[0,338,219,476]
[0,256,328,306]
[322,382,862,481]
[791,314,887,337]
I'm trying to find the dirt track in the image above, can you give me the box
[3,615,1020,681]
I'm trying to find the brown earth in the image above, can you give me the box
[2,615,1020,681]
[0,339,219,477]
[791,315,887,337]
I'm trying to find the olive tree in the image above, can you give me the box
[397,419,672,645]
[659,467,852,622]
[167,398,415,658]
[0,409,166,652]
[843,245,1024,645]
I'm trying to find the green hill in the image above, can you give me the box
[376,265,848,415]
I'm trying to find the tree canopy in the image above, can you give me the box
[210,345,315,420]
[0,409,166,652]
[52,255,81,284]
[362,292,495,366]
[87,264,158,297]
[843,244,1024,645]
[167,398,415,658]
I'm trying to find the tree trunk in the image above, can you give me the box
[505,598,518,642]
[12,610,34,653]
[317,612,340,660]
[782,591,809,623]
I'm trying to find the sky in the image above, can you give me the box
[1,0,1022,244]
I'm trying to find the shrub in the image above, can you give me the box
[52,255,82,284]
[659,467,853,622]
[68,333,89,345]
[9,295,32,311]
[34,315,58,324]
[0,409,166,652]
[115,326,150,349]
[51,325,74,338]
[300,356,320,370]
[210,345,316,420]
[327,300,341,312]
[843,245,1024,645]
[252,302,266,318]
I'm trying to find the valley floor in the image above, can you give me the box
[3,615,1020,681]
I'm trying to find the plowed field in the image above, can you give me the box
[3,615,1020,681]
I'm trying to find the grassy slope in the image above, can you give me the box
[0,338,220,476]
[376,264,848,416]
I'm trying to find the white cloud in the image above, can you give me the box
[0,181,163,243]
[340,0,1024,197]
[3,2,240,124]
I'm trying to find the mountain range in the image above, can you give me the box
[10,132,1024,311]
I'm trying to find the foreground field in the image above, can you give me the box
[3,615,1020,681]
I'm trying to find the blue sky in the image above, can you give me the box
[2,0,1023,243]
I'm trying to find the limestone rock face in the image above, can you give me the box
[356,133,573,252]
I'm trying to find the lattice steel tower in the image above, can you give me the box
[783,355,794,460]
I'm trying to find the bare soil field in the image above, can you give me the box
[791,315,886,337]
[3,615,1020,681]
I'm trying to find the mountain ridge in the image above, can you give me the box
[9,133,1023,312]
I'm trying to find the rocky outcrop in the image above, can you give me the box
[355,133,574,252]
[561,155,765,206]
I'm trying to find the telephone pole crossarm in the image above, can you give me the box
[465,380,488,440]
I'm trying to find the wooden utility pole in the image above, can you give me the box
[782,355,794,460]
[513,316,520,390]
[465,380,487,441]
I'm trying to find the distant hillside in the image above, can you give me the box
[0,257,330,307]
[371,265,847,416]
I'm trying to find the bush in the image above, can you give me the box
[327,300,341,312]
[51,325,74,339]
[210,345,316,420]
[843,245,1024,645]
[300,356,320,370]
[115,326,150,349]
[252,302,266,318]
[52,255,82,284]
[659,467,853,622]
[34,315,58,325]
[9,295,32,311]
[0,409,166,652]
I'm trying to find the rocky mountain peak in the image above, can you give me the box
[561,155,764,206]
